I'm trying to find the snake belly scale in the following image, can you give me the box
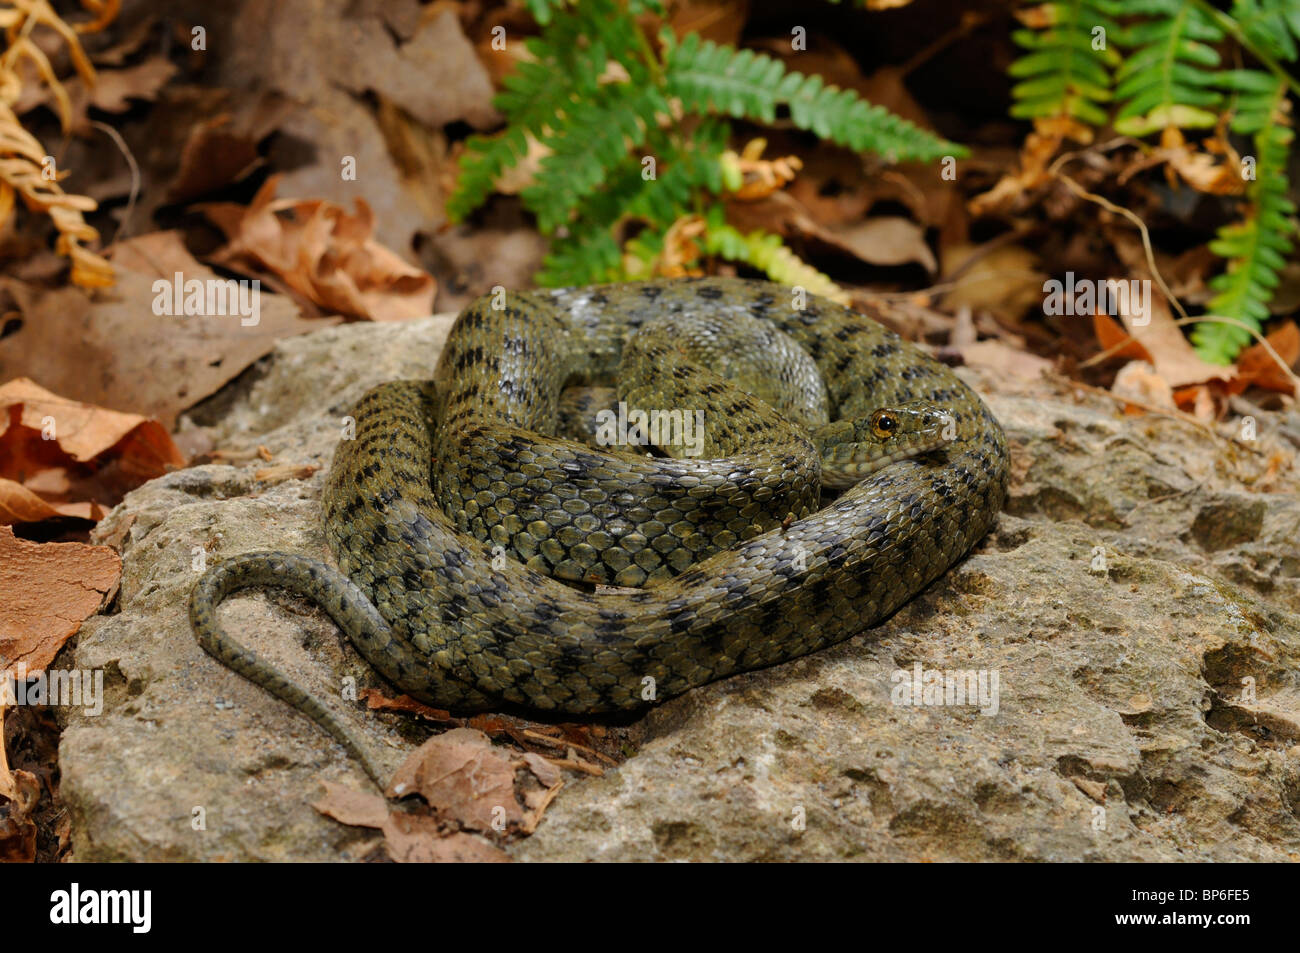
[190,278,1009,779]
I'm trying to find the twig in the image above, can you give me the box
[1046,154,1189,324]
[90,119,140,242]
[522,728,618,765]
[544,752,604,777]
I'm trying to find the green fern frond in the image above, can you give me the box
[662,30,965,161]
[1008,0,1124,127]
[446,126,530,222]
[1113,0,1225,135]
[536,224,626,286]
[1194,73,1296,363]
[1229,0,1300,61]
[521,82,669,233]
[536,121,728,285]
[452,5,968,285]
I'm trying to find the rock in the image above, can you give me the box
[60,315,1300,861]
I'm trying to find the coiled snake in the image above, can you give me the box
[190,278,1009,781]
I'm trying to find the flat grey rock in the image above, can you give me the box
[62,314,1300,861]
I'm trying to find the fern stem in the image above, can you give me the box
[1186,0,1300,98]
[630,4,664,86]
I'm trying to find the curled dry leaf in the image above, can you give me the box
[165,96,294,204]
[385,726,563,835]
[1112,360,1177,412]
[1144,128,1244,197]
[200,176,437,321]
[727,192,936,272]
[0,524,120,676]
[1231,321,1300,396]
[312,781,510,864]
[0,377,185,525]
[0,751,39,863]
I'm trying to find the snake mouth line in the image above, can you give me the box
[821,432,951,489]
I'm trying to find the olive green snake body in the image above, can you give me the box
[190,278,1009,781]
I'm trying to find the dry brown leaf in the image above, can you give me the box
[0,744,38,862]
[1092,311,1154,362]
[1172,383,1219,420]
[1106,234,1237,390]
[0,231,330,426]
[1112,360,1176,411]
[0,479,106,523]
[1124,128,1246,197]
[164,101,291,204]
[954,340,1053,380]
[200,176,436,321]
[940,241,1046,324]
[386,727,563,834]
[1232,321,1300,395]
[969,116,1091,217]
[825,216,937,272]
[70,55,178,118]
[88,13,158,67]
[0,377,184,524]
[0,524,120,674]
[311,780,390,829]
[727,191,936,272]
[312,780,511,864]
[668,0,750,47]
[1125,294,1233,390]
[360,688,454,723]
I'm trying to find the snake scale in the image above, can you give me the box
[191,278,1009,781]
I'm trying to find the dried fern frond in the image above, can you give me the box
[0,0,118,287]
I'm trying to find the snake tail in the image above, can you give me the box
[189,552,392,783]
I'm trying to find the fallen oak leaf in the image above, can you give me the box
[952,339,1053,380]
[0,377,185,524]
[360,688,455,723]
[199,175,436,322]
[385,727,562,835]
[0,377,182,472]
[1112,291,1235,390]
[311,779,390,829]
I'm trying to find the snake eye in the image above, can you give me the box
[870,411,898,439]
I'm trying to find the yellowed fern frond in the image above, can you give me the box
[0,0,118,287]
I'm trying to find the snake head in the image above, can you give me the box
[814,400,951,489]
